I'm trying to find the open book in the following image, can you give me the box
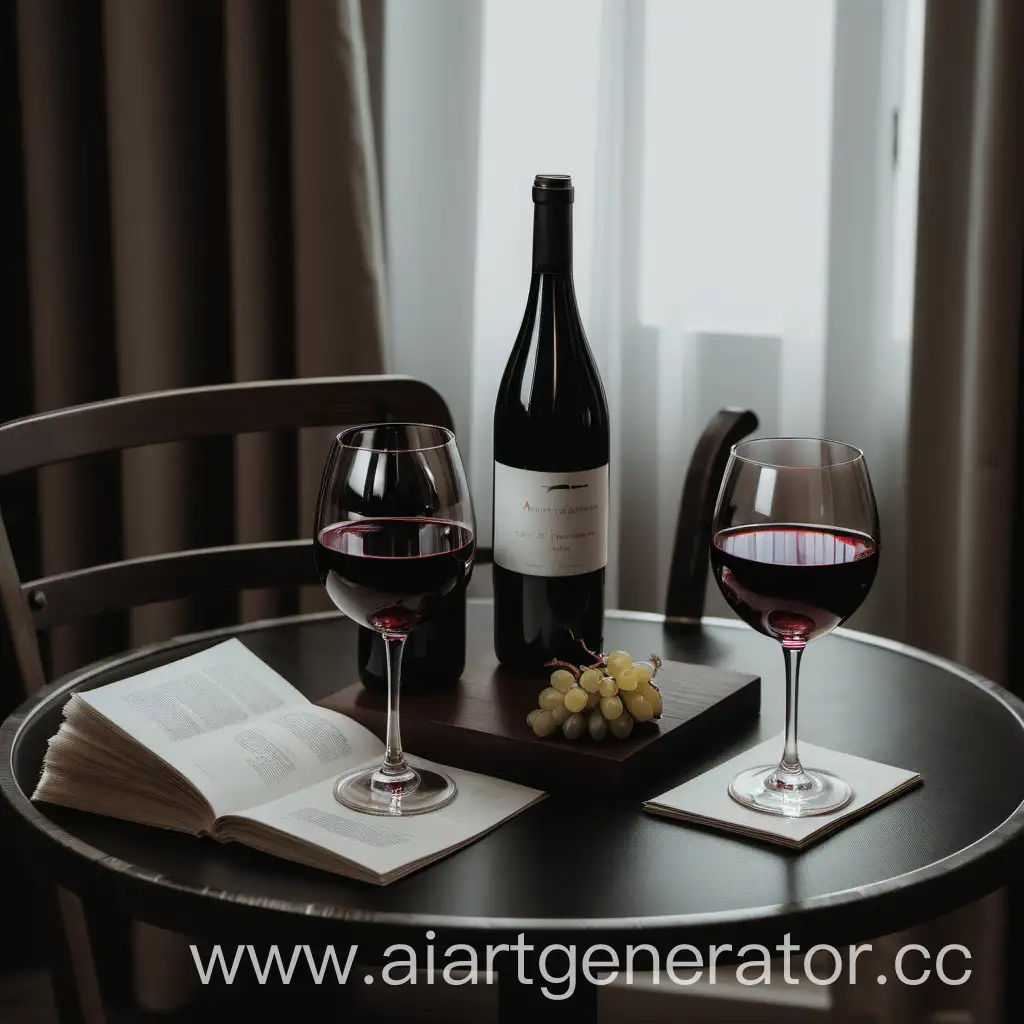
[33,639,544,884]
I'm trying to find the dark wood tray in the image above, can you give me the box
[319,646,760,794]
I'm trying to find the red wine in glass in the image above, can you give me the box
[315,518,475,635]
[711,526,878,646]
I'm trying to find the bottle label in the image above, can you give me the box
[493,462,609,577]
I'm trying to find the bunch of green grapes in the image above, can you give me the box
[527,649,664,741]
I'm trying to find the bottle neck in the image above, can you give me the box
[532,202,573,274]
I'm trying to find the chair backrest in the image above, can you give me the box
[665,408,759,622]
[0,375,455,697]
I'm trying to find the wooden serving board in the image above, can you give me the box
[319,647,760,795]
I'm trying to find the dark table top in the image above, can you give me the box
[4,600,1024,955]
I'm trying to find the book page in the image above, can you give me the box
[77,639,384,817]
[184,704,383,816]
[223,756,545,883]
[79,639,302,745]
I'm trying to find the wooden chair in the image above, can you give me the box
[0,377,755,1022]
[0,374,455,1024]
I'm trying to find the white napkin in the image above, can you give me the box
[644,734,921,849]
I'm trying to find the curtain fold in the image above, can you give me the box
[16,0,123,671]
[104,0,237,647]
[903,0,1022,682]
[225,0,298,622]
[290,0,387,568]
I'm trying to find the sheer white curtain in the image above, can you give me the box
[384,0,922,637]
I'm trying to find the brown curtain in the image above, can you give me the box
[9,0,385,1014]
[832,1,1023,1022]
[13,0,385,672]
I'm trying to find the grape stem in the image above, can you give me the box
[567,631,607,667]
[543,658,581,680]
[640,654,663,696]
[552,636,664,699]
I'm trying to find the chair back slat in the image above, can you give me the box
[0,375,452,477]
[23,541,319,631]
[26,542,496,630]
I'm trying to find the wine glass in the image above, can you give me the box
[710,438,879,817]
[314,423,475,815]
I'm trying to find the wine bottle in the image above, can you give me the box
[492,174,610,668]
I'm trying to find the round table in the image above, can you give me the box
[4,600,1024,1020]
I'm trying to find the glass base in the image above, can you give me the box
[728,764,853,818]
[333,763,457,816]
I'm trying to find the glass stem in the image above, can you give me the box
[381,635,408,775]
[775,643,812,787]
[780,645,803,773]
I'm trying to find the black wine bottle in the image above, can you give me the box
[492,174,610,668]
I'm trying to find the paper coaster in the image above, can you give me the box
[644,735,921,849]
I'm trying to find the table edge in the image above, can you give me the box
[4,605,1024,938]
